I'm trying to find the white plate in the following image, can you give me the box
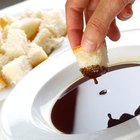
[1,7,140,138]
[0,8,67,101]
[0,38,68,101]
[1,44,140,140]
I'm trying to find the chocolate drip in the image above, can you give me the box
[93,78,98,84]
[99,89,107,95]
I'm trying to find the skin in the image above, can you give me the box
[65,0,135,52]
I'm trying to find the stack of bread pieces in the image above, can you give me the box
[0,9,66,91]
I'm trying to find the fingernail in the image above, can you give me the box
[81,39,98,52]
[123,13,132,19]
[124,4,133,18]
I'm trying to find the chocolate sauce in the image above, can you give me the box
[134,106,140,116]
[108,106,140,128]
[51,88,78,134]
[80,65,108,80]
[99,89,107,95]
[51,64,140,133]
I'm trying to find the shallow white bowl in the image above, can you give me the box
[1,30,140,140]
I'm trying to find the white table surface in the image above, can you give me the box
[0,0,140,139]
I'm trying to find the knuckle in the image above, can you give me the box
[87,17,106,35]
[118,0,129,6]
[85,10,94,21]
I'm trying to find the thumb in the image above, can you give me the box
[81,0,133,52]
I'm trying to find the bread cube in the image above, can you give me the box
[19,9,47,19]
[33,28,63,54]
[73,42,108,79]
[27,43,48,67]
[1,29,28,59]
[33,28,54,54]
[0,54,10,70]
[39,10,66,37]
[2,56,32,85]
[11,18,41,40]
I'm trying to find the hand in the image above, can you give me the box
[65,0,135,52]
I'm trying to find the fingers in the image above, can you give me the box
[81,0,134,52]
[117,4,133,21]
[65,0,90,48]
[107,19,120,41]
[85,0,99,23]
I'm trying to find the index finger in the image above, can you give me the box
[81,0,134,52]
[65,0,90,48]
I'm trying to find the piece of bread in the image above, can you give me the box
[2,56,32,85]
[26,43,48,67]
[33,28,54,54]
[10,18,41,40]
[0,15,15,29]
[0,9,67,92]
[0,54,10,70]
[33,28,64,55]
[1,29,28,59]
[19,9,47,20]
[73,42,108,81]
[0,74,8,91]
[39,10,66,37]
